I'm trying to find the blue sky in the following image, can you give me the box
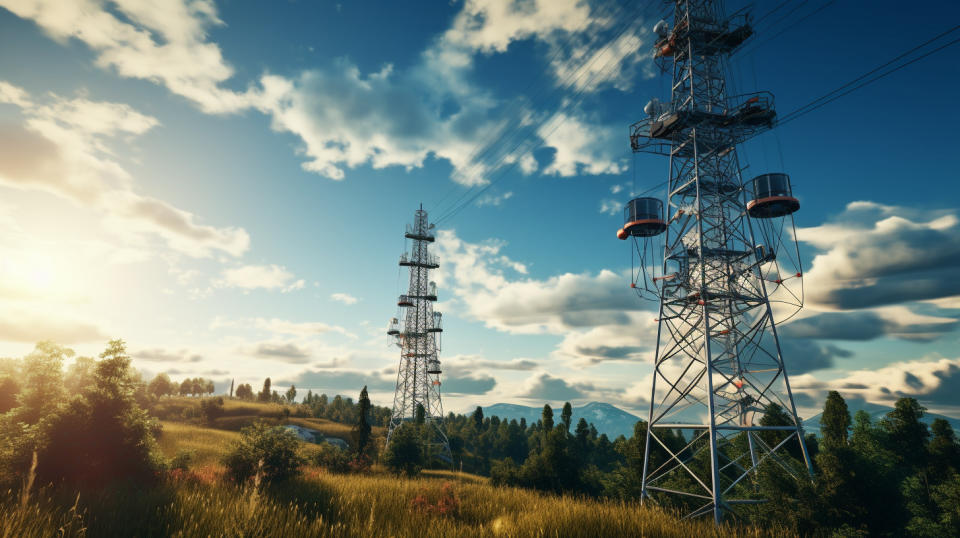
[0,0,958,419]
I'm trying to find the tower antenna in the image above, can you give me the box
[386,206,451,463]
[620,0,812,523]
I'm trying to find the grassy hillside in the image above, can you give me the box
[152,396,383,441]
[3,414,787,537]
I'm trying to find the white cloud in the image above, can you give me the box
[0,82,250,258]
[474,191,513,207]
[331,292,359,305]
[215,264,303,292]
[0,0,254,114]
[0,308,108,344]
[3,0,646,186]
[437,229,638,335]
[797,201,960,309]
[792,357,960,413]
[538,112,625,177]
[210,316,353,338]
[599,199,620,215]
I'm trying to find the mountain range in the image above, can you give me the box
[481,402,642,439]
[477,401,960,440]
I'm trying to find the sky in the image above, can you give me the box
[0,0,958,420]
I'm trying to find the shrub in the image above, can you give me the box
[383,423,424,476]
[199,397,225,424]
[223,421,304,484]
[311,442,351,473]
[35,339,164,487]
[170,450,193,471]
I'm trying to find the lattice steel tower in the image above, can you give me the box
[617,0,812,523]
[386,207,450,460]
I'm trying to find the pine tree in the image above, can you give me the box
[542,404,554,431]
[561,402,573,432]
[821,391,851,448]
[353,385,372,456]
[258,377,271,402]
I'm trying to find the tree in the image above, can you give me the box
[258,378,272,402]
[148,373,175,398]
[883,397,930,470]
[471,406,484,430]
[16,341,71,424]
[353,385,372,456]
[64,356,96,395]
[229,379,234,398]
[384,423,424,476]
[204,379,215,397]
[285,384,297,404]
[561,402,573,432]
[542,404,554,431]
[415,403,426,424]
[0,376,18,413]
[223,421,305,484]
[37,339,163,487]
[821,391,851,448]
[235,383,254,400]
[200,397,225,424]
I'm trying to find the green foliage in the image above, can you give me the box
[352,385,372,457]
[200,397,225,424]
[148,373,176,398]
[821,390,851,448]
[0,375,18,413]
[223,421,305,484]
[258,378,272,402]
[311,442,352,473]
[35,339,165,487]
[235,383,254,400]
[384,423,425,476]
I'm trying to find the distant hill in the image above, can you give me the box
[481,402,642,439]
[804,400,960,434]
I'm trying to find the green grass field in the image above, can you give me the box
[3,399,787,537]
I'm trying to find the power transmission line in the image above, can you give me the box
[433,3,667,224]
[777,25,960,126]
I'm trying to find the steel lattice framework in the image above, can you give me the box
[628,0,813,523]
[386,207,451,461]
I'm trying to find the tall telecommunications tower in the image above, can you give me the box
[617,0,812,522]
[386,207,451,460]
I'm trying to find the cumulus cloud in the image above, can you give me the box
[443,374,497,395]
[792,357,960,412]
[520,372,595,401]
[474,191,513,207]
[538,112,625,177]
[782,307,957,343]
[0,308,107,344]
[210,316,353,338]
[4,0,646,186]
[798,201,960,309]
[444,355,540,375]
[0,83,249,258]
[133,348,203,363]
[436,229,641,335]
[247,342,312,363]
[0,0,253,114]
[216,264,304,292]
[281,368,396,392]
[331,293,358,305]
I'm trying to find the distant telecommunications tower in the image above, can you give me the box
[386,206,450,460]
[618,0,811,522]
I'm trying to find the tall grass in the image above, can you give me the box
[4,416,790,537]
[4,467,790,537]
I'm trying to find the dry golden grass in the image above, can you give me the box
[5,412,789,537]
